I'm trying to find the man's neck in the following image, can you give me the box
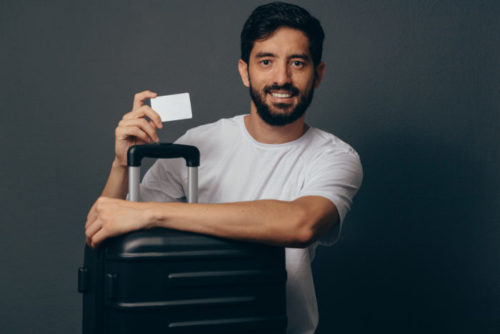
[244,109,309,144]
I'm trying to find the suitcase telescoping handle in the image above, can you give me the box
[127,143,200,203]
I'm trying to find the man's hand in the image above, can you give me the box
[85,197,153,248]
[114,90,163,167]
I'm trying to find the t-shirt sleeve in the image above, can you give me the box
[299,147,363,246]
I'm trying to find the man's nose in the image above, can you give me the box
[273,62,292,86]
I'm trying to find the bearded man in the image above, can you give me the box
[85,2,363,333]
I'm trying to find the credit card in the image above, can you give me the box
[150,92,192,122]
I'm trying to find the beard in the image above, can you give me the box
[249,81,315,126]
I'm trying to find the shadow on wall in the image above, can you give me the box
[313,130,500,334]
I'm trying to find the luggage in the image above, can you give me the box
[78,143,287,333]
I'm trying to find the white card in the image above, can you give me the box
[150,93,192,122]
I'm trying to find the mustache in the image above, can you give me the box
[264,83,299,96]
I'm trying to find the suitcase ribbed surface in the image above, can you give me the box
[80,228,287,333]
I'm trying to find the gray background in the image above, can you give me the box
[1,0,499,333]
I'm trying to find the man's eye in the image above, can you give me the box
[292,61,304,67]
[261,59,271,66]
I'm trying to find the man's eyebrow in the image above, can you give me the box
[254,52,311,61]
[289,53,310,60]
[255,52,276,58]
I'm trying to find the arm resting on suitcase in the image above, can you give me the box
[85,195,338,248]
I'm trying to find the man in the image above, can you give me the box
[85,2,362,333]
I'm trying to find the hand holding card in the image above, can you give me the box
[150,93,192,122]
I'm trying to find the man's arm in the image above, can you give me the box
[100,160,129,199]
[98,90,163,200]
[85,195,339,249]
[85,90,163,244]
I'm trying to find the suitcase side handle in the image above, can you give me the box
[127,143,200,203]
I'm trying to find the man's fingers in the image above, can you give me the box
[132,90,158,111]
[118,118,159,143]
[144,107,163,129]
[85,220,102,241]
[90,229,107,249]
[124,105,163,129]
[116,124,157,144]
[86,203,98,229]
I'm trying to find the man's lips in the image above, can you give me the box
[266,90,297,103]
[270,91,293,98]
[264,84,299,104]
[268,93,295,110]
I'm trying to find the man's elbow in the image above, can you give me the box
[291,228,316,248]
[287,201,338,248]
[289,209,320,248]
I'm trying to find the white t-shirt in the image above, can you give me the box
[140,115,363,334]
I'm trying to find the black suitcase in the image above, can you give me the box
[78,144,287,333]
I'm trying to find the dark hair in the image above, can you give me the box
[240,2,325,66]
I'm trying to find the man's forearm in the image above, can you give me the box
[101,159,129,199]
[143,197,338,247]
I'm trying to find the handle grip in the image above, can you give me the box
[127,143,200,167]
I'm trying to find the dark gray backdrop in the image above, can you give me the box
[1,0,499,333]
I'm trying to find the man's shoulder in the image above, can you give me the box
[306,127,360,159]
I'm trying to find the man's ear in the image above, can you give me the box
[238,59,250,87]
[313,62,326,88]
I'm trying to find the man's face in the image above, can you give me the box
[239,27,325,126]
